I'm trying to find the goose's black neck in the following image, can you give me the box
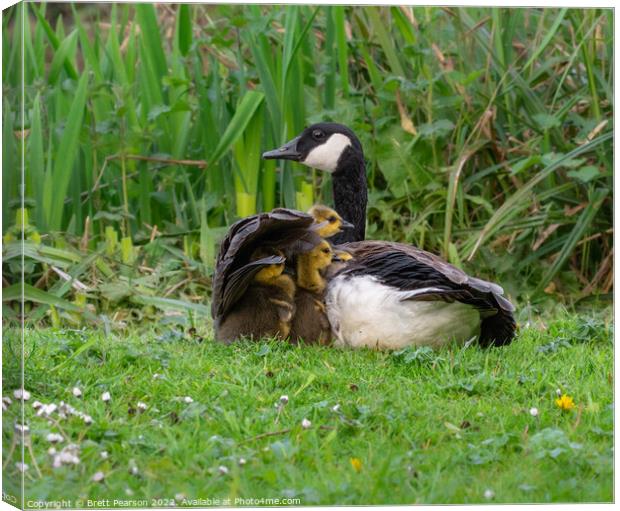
[330,147,367,244]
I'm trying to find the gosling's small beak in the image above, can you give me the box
[340,219,354,230]
[262,136,302,161]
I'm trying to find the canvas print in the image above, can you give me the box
[2,2,613,508]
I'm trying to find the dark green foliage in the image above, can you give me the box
[2,4,612,324]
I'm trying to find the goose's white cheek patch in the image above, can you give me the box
[302,133,352,172]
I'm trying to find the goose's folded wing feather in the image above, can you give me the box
[217,255,285,320]
[212,209,321,320]
[338,240,515,313]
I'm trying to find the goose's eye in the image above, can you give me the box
[312,129,325,140]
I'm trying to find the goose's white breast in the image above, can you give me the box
[325,275,480,350]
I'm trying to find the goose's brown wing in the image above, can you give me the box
[218,255,284,324]
[212,209,321,321]
[336,240,516,346]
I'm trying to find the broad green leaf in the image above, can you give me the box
[567,166,601,183]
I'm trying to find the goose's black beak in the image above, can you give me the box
[262,136,302,161]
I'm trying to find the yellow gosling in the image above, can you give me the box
[308,204,353,238]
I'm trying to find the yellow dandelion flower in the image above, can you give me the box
[350,457,362,473]
[555,394,575,411]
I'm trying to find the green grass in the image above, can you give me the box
[3,311,613,505]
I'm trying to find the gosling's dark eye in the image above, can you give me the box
[328,216,337,223]
[312,129,325,140]
[321,248,330,254]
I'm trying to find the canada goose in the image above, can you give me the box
[263,123,516,349]
[212,209,322,343]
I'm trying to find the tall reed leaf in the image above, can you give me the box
[208,90,265,166]
[47,29,78,85]
[31,4,78,80]
[177,4,192,56]
[43,72,89,231]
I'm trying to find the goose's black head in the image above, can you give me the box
[263,122,367,243]
[262,122,363,174]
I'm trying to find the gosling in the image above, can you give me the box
[290,240,335,344]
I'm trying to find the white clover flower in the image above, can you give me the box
[83,415,93,425]
[101,391,111,402]
[279,395,289,405]
[46,433,64,443]
[72,387,82,398]
[37,403,57,417]
[14,389,30,401]
[52,444,81,468]
[16,462,29,472]
[238,458,247,466]
[556,388,562,397]
[15,423,29,436]
[183,396,193,404]
[58,401,77,419]
[100,451,109,460]
[61,452,79,465]
[92,471,105,482]
[331,404,341,413]
[3,396,12,407]
[484,489,495,500]
[529,407,539,417]
[31,400,42,410]
[175,493,186,502]
[48,447,57,456]
[218,465,229,475]
[137,402,148,411]
[301,418,312,429]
